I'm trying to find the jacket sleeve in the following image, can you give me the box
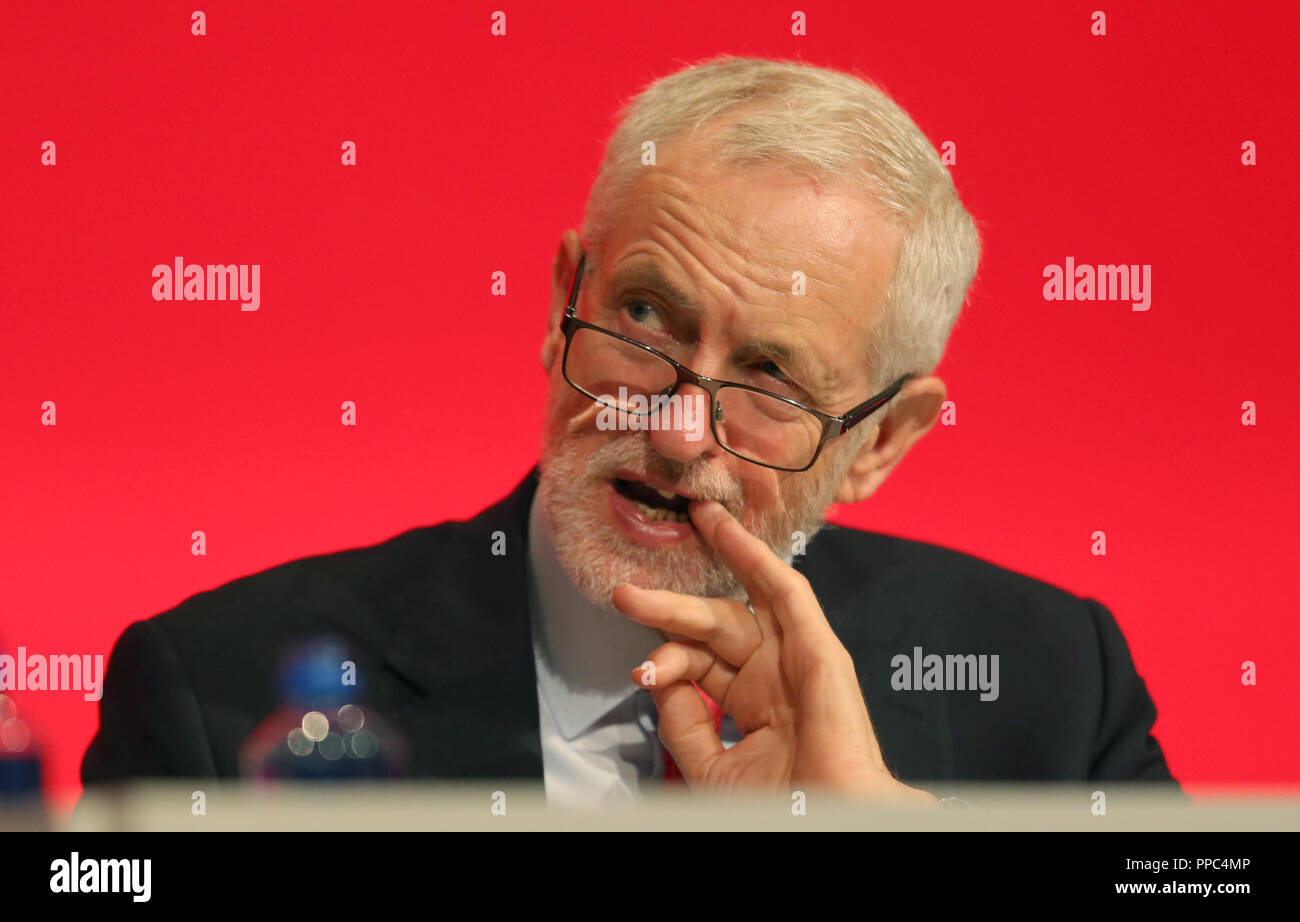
[81,619,218,785]
[1082,598,1182,788]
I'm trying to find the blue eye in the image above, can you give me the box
[624,299,664,329]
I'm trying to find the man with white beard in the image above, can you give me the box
[84,55,1180,807]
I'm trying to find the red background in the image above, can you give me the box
[2,0,1297,810]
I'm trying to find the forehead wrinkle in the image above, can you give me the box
[640,159,865,299]
[624,166,823,304]
[637,173,799,296]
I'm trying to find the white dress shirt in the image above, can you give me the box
[527,494,740,808]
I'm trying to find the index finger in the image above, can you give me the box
[612,584,764,669]
[689,499,823,635]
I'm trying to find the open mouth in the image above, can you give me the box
[612,477,692,523]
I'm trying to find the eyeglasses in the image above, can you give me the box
[560,252,914,472]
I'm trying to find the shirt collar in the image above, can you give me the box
[527,491,664,741]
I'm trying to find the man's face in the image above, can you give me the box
[539,138,903,605]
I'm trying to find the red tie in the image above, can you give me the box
[662,681,724,785]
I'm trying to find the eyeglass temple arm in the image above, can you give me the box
[838,374,915,433]
[564,253,587,316]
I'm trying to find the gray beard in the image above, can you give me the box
[536,394,859,607]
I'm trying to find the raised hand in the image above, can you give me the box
[612,499,937,803]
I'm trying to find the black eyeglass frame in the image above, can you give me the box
[560,252,915,473]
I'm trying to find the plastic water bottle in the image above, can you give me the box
[238,638,408,780]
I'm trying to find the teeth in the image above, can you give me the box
[632,500,689,523]
[655,488,677,500]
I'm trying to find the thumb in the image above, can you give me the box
[652,681,725,782]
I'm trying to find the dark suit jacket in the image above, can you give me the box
[82,467,1179,789]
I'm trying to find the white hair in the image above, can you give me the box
[581,54,981,396]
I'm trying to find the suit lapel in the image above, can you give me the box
[376,469,545,778]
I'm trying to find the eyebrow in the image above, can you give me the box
[733,341,833,400]
[605,261,701,314]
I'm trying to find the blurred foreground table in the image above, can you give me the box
[44,782,1300,831]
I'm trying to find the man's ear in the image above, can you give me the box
[541,230,585,373]
[833,375,947,505]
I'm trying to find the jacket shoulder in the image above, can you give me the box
[807,523,1095,623]
[147,504,511,647]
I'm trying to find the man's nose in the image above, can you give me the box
[647,383,719,464]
